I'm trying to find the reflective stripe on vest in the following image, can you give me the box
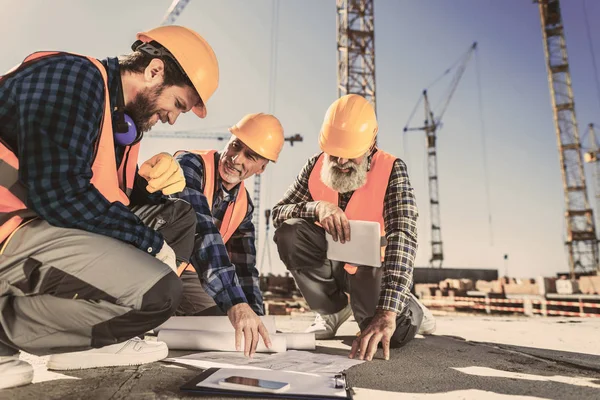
[173,150,248,276]
[0,51,140,247]
[308,149,396,274]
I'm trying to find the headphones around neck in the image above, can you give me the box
[112,74,142,146]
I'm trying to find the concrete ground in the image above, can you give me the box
[2,313,600,400]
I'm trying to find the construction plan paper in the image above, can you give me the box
[192,367,348,398]
[164,350,364,374]
[157,329,288,353]
[154,315,277,333]
[326,220,382,267]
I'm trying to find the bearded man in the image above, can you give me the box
[0,25,219,387]
[272,94,436,362]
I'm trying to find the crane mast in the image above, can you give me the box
[537,0,599,277]
[337,0,376,110]
[404,42,477,268]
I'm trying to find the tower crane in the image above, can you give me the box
[337,0,376,110]
[584,123,600,253]
[403,42,477,268]
[537,0,599,277]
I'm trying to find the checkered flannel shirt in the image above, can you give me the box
[174,151,263,315]
[0,54,164,255]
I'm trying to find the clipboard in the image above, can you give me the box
[181,367,354,399]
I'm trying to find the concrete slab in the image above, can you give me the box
[2,315,599,400]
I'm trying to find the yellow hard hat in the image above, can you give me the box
[229,113,285,162]
[319,94,378,159]
[135,25,219,119]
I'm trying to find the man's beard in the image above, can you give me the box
[124,85,163,133]
[320,154,368,193]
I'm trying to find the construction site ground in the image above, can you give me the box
[3,313,599,400]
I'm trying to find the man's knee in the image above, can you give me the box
[141,272,183,318]
[90,272,182,347]
[274,219,327,270]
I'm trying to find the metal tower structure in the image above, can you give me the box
[584,123,600,253]
[537,0,599,277]
[404,43,477,268]
[336,0,376,110]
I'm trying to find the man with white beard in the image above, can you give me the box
[271,94,436,362]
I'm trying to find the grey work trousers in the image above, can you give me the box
[175,270,224,316]
[274,218,422,347]
[0,198,196,356]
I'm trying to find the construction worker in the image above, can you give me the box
[172,113,285,358]
[272,94,436,362]
[0,25,219,388]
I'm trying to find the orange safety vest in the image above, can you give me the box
[174,150,248,276]
[0,51,140,250]
[308,149,396,274]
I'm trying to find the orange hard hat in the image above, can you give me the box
[229,113,285,162]
[135,25,219,119]
[319,94,378,159]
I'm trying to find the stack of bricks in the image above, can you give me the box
[475,279,503,294]
[578,276,600,295]
[503,278,539,295]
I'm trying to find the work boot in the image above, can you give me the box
[412,293,436,335]
[305,304,353,340]
[0,353,34,389]
[47,337,168,371]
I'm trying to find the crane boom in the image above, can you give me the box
[161,0,191,26]
[404,42,477,268]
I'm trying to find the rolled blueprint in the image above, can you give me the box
[157,329,287,353]
[153,316,277,334]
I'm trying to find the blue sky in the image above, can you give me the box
[2,0,600,278]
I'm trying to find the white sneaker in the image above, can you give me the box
[305,304,353,340]
[412,294,436,335]
[0,353,33,389]
[46,338,168,371]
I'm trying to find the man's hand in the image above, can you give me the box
[349,310,396,361]
[139,153,186,195]
[316,201,351,243]
[155,241,177,273]
[227,303,272,358]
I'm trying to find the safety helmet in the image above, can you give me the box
[135,25,219,119]
[229,113,285,162]
[319,94,378,159]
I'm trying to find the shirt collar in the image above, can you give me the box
[100,57,120,121]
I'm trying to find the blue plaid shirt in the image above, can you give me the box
[174,151,263,315]
[0,53,164,255]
